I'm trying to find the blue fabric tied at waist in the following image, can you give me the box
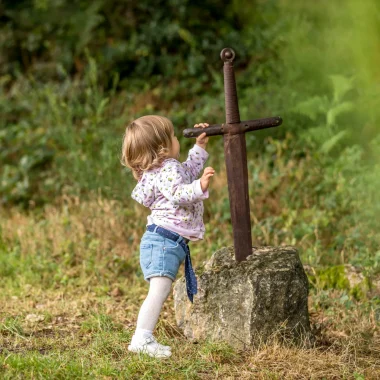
[146,224,197,303]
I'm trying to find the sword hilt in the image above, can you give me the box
[221,48,240,125]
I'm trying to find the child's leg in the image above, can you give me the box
[129,276,173,357]
[134,276,172,339]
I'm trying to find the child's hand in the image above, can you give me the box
[194,123,209,149]
[200,167,215,192]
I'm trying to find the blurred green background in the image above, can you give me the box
[1,0,379,272]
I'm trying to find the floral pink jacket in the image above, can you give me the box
[131,144,209,240]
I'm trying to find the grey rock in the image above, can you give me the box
[173,246,315,351]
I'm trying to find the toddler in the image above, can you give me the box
[120,115,215,358]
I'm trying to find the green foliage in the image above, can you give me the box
[292,75,354,153]
[0,316,25,338]
[245,133,379,271]
[0,351,86,378]
[315,266,350,290]
[307,265,374,301]
[0,0,254,89]
[0,242,61,288]
[80,313,122,333]
[0,57,123,207]
[0,0,379,273]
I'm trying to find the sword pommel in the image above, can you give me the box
[221,48,235,62]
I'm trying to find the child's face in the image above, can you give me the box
[169,131,180,159]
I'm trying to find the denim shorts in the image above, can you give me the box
[139,230,188,283]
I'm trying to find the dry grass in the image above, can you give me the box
[0,194,379,378]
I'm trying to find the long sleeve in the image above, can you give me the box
[182,144,209,182]
[157,161,209,205]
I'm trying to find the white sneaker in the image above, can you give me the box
[128,336,172,358]
[131,334,171,351]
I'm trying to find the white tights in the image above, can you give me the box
[134,276,173,338]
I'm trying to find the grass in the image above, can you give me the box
[0,193,379,379]
[0,288,378,379]
[0,282,379,379]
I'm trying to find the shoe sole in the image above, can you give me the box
[128,344,172,358]
[130,336,171,351]
[129,343,172,352]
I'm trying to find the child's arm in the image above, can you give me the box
[182,123,209,181]
[182,144,209,182]
[157,162,209,205]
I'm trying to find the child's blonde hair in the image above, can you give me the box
[120,115,174,180]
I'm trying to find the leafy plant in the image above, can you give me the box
[292,74,354,153]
